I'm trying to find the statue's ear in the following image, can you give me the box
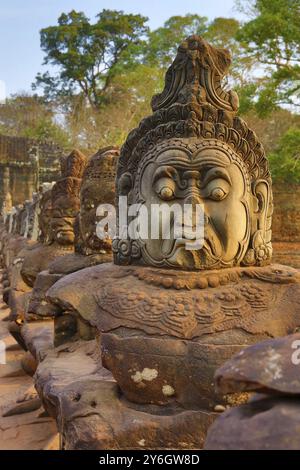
[118,172,133,196]
[253,180,271,236]
[243,180,272,266]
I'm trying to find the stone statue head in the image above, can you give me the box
[22,200,31,238]
[51,150,87,246]
[8,207,16,233]
[60,149,87,179]
[113,36,272,270]
[2,193,12,219]
[4,212,10,231]
[77,146,119,254]
[15,204,25,235]
[38,188,53,244]
[27,192,40,241]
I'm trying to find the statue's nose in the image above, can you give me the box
[184,190,203,206]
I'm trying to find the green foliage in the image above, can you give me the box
[24,4,300,183]
[65,64,165,152]
[0,94,70,149]
[33,9,149,107]
[145,15,208,67]
[236,0,300,115]
[234,82,257,114]
[269,128,300,182]
[205,17,240,49]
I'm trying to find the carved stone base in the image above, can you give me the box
[34,338,216,450]
[27,253,112,321]
[26,271,63,319]
[46,262,300,408]
[58,381,216,450]
[96,263,300,408]
[21,320,54,361]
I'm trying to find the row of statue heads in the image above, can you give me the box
[2,146,120,255]
[2,36,273,271]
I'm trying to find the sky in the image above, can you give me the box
[0,0,239,98]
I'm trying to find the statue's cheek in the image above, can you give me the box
[205,198,248,261]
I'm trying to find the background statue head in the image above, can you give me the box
[60,148,87,179]
[38,187,54,244]
[51,149,87,246]
[20,202,30,237]
[27,192,40,241]
[77,146,119,254]
[15,204,25,235]
[114,36,272,270]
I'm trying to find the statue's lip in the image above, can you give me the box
[178,230,203,239]
[174,235,204,245]
[56,228,73,234]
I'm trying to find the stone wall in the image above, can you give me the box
[0,134,62,208]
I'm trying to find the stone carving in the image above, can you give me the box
[77,146,119,255]
[1,151,83,359]
[4,150,85,350]
[3,187,54,325]
[44,35,299,448]
[25,192,40,240]
[38,184,54,244]
[21,149,86,288]
[88,263,300,409]
[35,147,119,344]
[3,35,300,450]
[114,36,272,269]
[1,167,12,218]
[50,151,85,246]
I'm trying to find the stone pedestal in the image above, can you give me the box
[33,336,217,449]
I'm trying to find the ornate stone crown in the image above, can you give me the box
[82,146,119,184]
[60,149,87,179]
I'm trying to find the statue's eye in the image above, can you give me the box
[209,187,227,201]
[159,186,175,201]
[85,202,94,210]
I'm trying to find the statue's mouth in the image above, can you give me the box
[57,228,73,235]
[55,228,75,244]
[161,229,222,269]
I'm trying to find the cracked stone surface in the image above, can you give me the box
[0,269,59,450]
[33,337,217,450]
[205,333,300,450]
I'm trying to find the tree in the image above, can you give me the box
[64,64,165,152]
[205,17,257,110]
[236,0,300,116]
[0,94,69,148]
[145,15,208,68]
[242,108,300,153]
[145,15,256,114]
[269,128,300,182]
[33,9,149,108]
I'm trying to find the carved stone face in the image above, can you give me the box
[51,196,79,245]
[79,183,113,252]
[39,196,52,243]
[134,138,251,269]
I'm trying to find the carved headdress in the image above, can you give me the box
[52,149,87,208]
[115,36,272,268]
[77,146,120,255]
[82,146,119,187]
[38,188,53,244]
[60,149,87,179]
[51,150,87,246]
